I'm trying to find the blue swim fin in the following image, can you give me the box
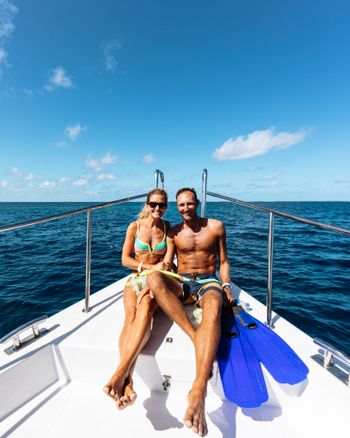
[233,306,309,384]
[217,307,268,408]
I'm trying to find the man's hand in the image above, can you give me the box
[223,285,234,305]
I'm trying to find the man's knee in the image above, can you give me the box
[200,292,222,318]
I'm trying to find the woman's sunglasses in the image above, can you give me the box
[148,202,167,209]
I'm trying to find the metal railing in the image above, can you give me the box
[201,169,208,217]
[155,169,164,189]
[0,170,165,314]
[0,193,147,313]
[201,170,350,327]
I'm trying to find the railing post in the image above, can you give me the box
[83,209,92,313]
[266,212,274,327]
[201,169,208,217]
[154,169,164,189]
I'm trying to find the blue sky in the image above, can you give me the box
[0,0,349,201]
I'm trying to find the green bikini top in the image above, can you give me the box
[134,220,167,254]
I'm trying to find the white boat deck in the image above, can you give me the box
[1,277,349,437]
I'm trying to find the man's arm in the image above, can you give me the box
[216,221,234,303]
[162,229,176,270]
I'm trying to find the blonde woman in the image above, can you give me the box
[104,189,170,408]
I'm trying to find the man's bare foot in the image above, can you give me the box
[119,376,137,408]
[183,387,208,436]
[103,368,128,405]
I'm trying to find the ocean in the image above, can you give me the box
[1,201,349,356]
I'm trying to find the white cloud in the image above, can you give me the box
[334,178,350,184]
[86,151,117,171]
[11,167,35,180]
[96,173,116,181]
[11,166,21,176]
[213,128,308,161]
[0,0,18,76]
[245,165,263,172]
[262,172,280,181]
[55,140,69,148]
[59,176,71,183]
[0,47,6,63]
[0,179,8,187]
[40,181,56,189]
[142,153,156,164]
[100,151,116,164]
[45,67,74,91]
[23,172,34,181]
[23,88,34,97]
[73,178,88,187]
[64,123,86,141]
[102,39,122,73]
[85,157,100,170]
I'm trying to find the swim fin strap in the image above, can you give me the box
[217,307,268,408]
[233,306,309,385]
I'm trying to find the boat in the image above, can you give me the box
[1,169,349,437]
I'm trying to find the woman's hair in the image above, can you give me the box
[138,188,168,219]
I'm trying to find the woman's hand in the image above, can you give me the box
[136,286,154,306]
[152,261,170,271]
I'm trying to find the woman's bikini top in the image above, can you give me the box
[134,220,167,254]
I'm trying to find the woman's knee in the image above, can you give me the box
[136,297,155,319]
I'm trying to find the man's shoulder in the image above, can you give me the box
[168,222,184,238]
[207,217,224,228]
[205,218,225,236]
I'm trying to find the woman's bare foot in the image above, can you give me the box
[183,387,208,436]
[119,376,137,408]
[103,368,128,404]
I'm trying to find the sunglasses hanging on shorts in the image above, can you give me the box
[148,202,167,209]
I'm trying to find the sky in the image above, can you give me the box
[0,0,349,202]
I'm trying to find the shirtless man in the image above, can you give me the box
[147,187,233,437]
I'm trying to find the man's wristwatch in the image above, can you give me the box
[222,282,231,291]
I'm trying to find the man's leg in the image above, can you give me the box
[184,289,222,437]
[147,271,196,342]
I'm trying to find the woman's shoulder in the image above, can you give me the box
[126,221,138,233]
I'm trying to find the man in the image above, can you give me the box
[147,187,233,437]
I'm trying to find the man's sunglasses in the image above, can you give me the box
[148,202,167,209]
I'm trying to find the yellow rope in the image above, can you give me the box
[139,269,186,281]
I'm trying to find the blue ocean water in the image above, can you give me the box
[1,201,349,356]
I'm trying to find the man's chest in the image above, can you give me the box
[174,229,217,253]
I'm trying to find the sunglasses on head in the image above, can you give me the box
[148,202,167,209]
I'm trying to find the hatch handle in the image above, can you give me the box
[0,315,48,351]
[314,338,350,385]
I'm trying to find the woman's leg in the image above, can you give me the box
[119,285,138,358]
[119,295,157,406]
[104,285,137,401]
[104,286,156,408]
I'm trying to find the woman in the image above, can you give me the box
[103,188,170,409]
